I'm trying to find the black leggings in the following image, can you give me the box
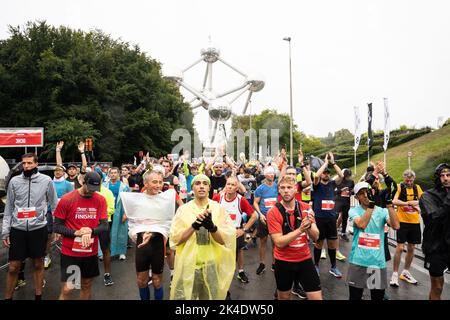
[340,204,350,233]
[349,286,385,300]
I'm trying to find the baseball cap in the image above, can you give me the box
[84,172,101,192]
[67,163,78,169]
[354,182,370,195]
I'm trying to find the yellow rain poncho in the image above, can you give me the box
[169,199,236,300]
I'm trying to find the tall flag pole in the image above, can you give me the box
[383,98,390,169]
[367,103,373,166]
[353,106,361,177]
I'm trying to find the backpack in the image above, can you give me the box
[275,201,302,235]
[399,182,418,201]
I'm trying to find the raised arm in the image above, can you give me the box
[56,141,64,166]
[78,141,87,172]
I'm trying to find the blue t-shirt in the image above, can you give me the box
[254,182,278,217]
[53,180,74,199]
[108,181,121,202]
[349,205,389,269]
[312,180,337,218]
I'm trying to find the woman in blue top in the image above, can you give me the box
[347,181,399,300]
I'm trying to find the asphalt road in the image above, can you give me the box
[1,232,449,300]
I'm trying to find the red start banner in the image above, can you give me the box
[0,128,44,147]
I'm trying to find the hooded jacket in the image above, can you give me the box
[419,186,450,255]
[2,172,58,238]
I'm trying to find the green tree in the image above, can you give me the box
[0,21,195,163]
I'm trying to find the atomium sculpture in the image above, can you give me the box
[163,41,265,149]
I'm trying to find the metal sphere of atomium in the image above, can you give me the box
[247,73,265,92]
[208,99,232,122]
[201,43,220,63]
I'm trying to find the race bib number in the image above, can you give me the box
[358,232,380,250]
[289,235,306,248]
[264,198,277,208]
[17,207,37,219]
[341,189,351,197]
[403,206,417,214]
[321,200,335,210]
[72,237,94,253]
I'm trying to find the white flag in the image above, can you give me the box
[120,189,176,241]
[353,106,361,151]
[383,98,390,151]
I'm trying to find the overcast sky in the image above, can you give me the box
[2,0,449,138]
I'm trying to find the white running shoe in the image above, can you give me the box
[390,272,399,287]
[400,270,418,285]
[320,249,327,259]
[119,254,126,261]
[44,255,52,269]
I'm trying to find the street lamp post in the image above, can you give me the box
[283,37,294,166]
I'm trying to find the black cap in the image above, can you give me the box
[67,163,78,169]
[84,172,101,192]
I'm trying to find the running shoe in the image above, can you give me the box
[15,279,26,290]
[389,272,399,287]
[336,250,346,261]
[291,284,307,300]
[119,254,126,261]
[42,279,46,288]
[340,233,350,242]
[400,270,418,285]
[256,263,266,275]
[98,255,103,261]
[329,267,343,278]
[104,273,114,286]
[321,249,327,259]
[237,271,249,283]
[271,263,275,272]
[44,255,52,269]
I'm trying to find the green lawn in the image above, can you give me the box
[352,125,450,189]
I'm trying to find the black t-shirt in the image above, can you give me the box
[67,176,82,189]
[335,179,355,203]
[209,174,227,199]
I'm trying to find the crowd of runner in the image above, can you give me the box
[1,141,449,300]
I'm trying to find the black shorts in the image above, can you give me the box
[274,258,321,293]
[425,252,450,278]
[396,222,421,244]
[135,232,165,274]
[316,217,338,240]
[60,254,100,281]
[257,220,269,238]
[98,224,111,252]
[9,226,48,261]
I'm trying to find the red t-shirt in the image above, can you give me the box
[267,202,313,262]
[54,190,107,257]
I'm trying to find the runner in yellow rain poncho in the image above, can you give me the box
[169,174,236,300]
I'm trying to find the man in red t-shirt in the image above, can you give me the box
[267,175,322,300]
[213,175,258,284]
[53,172,108,300]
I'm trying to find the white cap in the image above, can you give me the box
[264,166,275,175]
[354,181,370,194]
